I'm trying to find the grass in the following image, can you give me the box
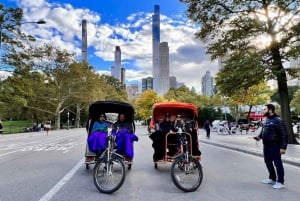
[1,120,33,134]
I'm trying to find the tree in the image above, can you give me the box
[291,89,300,115]
[164,86,199,104]
[230,82,273,122]
[134,90,165,120]
[180,0,300,143]
[271,86,300,105]
[0,5,38,72]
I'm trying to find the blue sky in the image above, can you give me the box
[1,0,219,92]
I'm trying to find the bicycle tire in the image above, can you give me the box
[171,156,203,192]
[93,155,126,194]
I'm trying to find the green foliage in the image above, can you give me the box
[164,86,199,104]
[0,43,128,128]
[134,90,165,120]
[290,88,300,114]
[272,86,300,104]
[1,120,32,134]
[197,106,223,127]
[180,0,300,143]
[216,51,266,96]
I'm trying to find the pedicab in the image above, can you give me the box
[85,100,138,194]
[149,102,203,192]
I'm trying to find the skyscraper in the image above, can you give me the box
[142,77,153,92]
[201,71,214,96]
[169,76,177,89]
[82,19,87,62]
[159,42,170,95]
[111,46,121,80]
[152,5,160,93]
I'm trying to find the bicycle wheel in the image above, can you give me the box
[171,156,203,192]
[93,155,126,194]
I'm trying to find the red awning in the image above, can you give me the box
[250,114,265,119]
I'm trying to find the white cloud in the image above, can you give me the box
[13,0,219,94]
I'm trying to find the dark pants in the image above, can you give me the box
[205,128,210,138]
[263,145,284,184]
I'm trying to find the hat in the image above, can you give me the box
[266,104,275,111]
[165,113,170,117]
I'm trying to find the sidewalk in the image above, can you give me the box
[199,128,300,167]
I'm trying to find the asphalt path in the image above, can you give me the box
[0,126,299,201]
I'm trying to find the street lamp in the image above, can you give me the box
[0,19,46,48]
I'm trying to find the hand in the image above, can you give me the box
[280,149,286,155]
[253,136,260,141]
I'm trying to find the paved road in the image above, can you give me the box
[0,126,300,201]
[200,127,300,167]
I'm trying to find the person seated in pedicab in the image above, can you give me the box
[112,113,138,161]
[172,115,201,156]
[87,113,110,154]
[150,113,177,161]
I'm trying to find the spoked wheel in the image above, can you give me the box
[170,157,203,192]
[93,156,126,194]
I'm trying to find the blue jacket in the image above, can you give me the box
[258,115,288,149]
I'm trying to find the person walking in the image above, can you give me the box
[45,119,51,136]
[0,119,3,134]
[254,104,288,189]
[204,120,211,139]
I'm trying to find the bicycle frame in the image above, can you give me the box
[98,127,124,163]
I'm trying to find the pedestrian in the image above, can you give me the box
[45,119,51,135]
[147,116,152,134]
[40,123,44,132]
[204,120,211,139]
[254,104,288,189]
[0,119,3,134]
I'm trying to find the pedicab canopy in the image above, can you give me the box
[88,100,135,123]
[150,102,198,129]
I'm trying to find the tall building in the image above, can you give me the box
[142,77,153,92]
[159,42,170,95]
[287,57,300,86]
[111,46,121,80]
[82,19,87,62]
[121,67,126,89]
[126,84,139,100]
[169,76,177,89]
[152,5,160,93]
[201,71,214,96]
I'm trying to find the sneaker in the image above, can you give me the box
[261,179,275,184]
[272,182,284,189]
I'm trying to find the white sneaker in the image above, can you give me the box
[272,182,284,189]
[261,179,275,184]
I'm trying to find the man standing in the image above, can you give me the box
[254,104,288,189]
[204,120,211,139]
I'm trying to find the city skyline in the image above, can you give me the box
[0,0,219,93]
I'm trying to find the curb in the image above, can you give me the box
[202,140,300,167]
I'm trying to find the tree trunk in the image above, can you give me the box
[75,103,81,128]
[54,113,61,130]
[273,52,297,144]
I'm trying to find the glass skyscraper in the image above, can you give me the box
[152,5,160,93]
